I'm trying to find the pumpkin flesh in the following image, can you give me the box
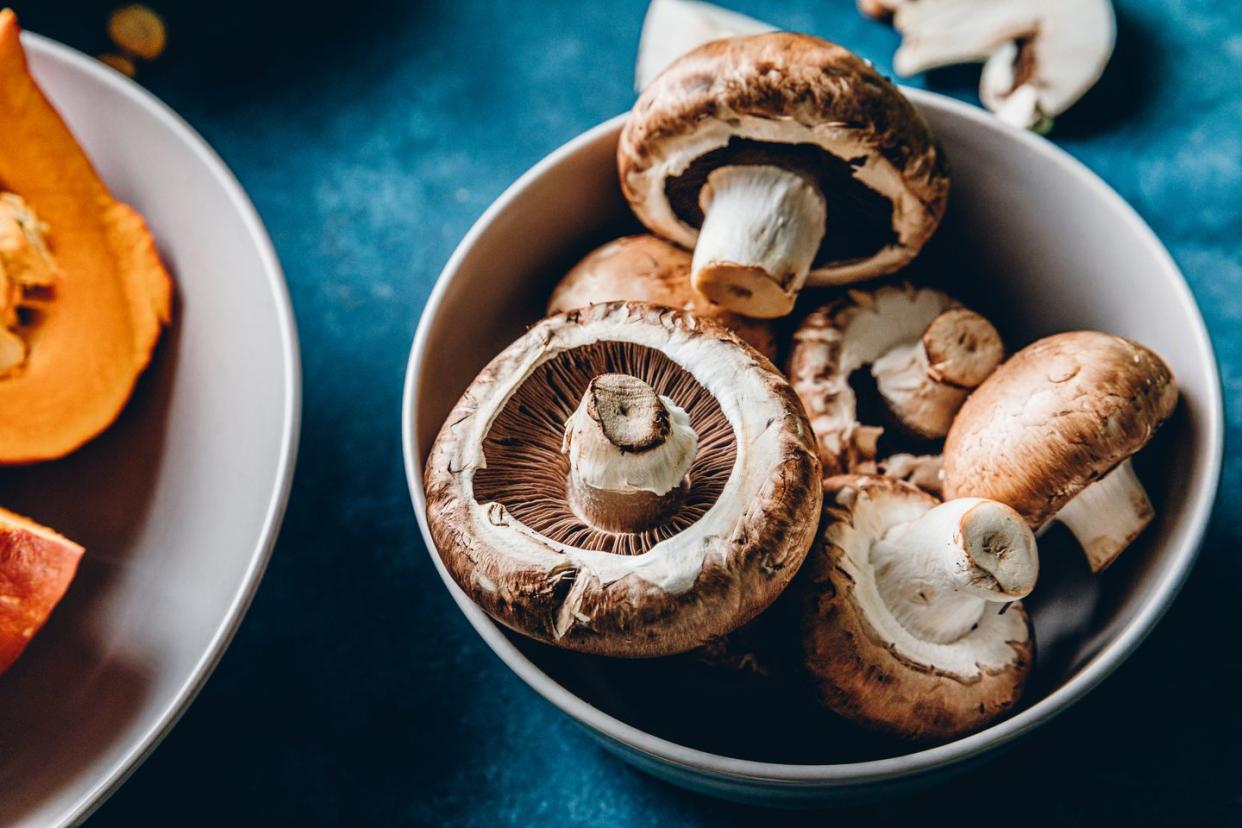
[0,506,83,675]
[0,10,172,464]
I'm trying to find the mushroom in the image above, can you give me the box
[618,33,950,318]
[890,0,1116,131]
[876,451,944,497]
[424,301,821,657]
[634,0,773,92]
[943,331,1178,573]
[548,234,777,359]
[787,283,1003,477]
[800,475,1037,740]
[857,0,903,19]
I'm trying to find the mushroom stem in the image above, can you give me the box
[872,498,1038,643]
[1054,459,1154,573]
[562,373,698,533]
[691,165,827,319]
[872,307,1004,438]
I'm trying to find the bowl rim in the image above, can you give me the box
[21,32,303,824]
[402,93,1224,787]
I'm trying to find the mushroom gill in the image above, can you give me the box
[473,340,737,555]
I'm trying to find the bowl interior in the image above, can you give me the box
[410,100,1219,768]
[0,36,297,824]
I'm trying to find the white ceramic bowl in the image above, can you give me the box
[0,35,299,825]
[403,98,1223,804]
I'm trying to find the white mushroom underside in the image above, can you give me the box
[809,286,955,458]
[830,487,1030,679]
[893,0,1116,128]
[624,113,930,285]
[441,305,800,595]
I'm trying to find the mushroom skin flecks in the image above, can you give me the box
[548,235,777,359]
[788,283,1003,480]
[619,33,950,318]
[425,302,821,657]
[800,475,1036,740]
[943,331,1178,572]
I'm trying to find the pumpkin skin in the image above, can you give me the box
[0,11,172,464]
[0,507,83,675]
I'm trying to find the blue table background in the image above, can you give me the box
[13,1,1241,824]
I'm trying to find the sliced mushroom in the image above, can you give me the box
[800,475,1037,740]
[425,302,821,657]
[788,284,1003,476]
[891,0,1116,131]
[618,33,950,318]
[548,235,776,359]
[634,0,773,92]
[943,331,1177,573]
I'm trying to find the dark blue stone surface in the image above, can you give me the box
[12,1,1241,824]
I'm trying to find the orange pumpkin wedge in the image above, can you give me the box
[0,10,172,464]
[0,507,83,675]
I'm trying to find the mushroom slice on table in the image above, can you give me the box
[424,302,821,657]
[634,0,773,92]
[618,33,950,319]
[788,283,1003,477]
[548,234,776,360]
[890,0,1116,131]
[943,331,1177,573]
[800,475,1037,740]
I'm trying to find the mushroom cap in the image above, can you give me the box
[788,283,966,474]
[548,235,777,359]
[799,475,1034,740]
[618,33,950,286]
[943,331,1178,529]
[424,301,821,657]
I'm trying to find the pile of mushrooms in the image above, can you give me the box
[425,29,1178,742]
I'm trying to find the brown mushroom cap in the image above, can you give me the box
[424,301,821,657]
[800,475,1034,740]
[942,331,1178,529]
[548,235,777,359]
[618,33,949,287]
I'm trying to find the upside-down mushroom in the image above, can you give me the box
[548,235,776,359]
[788,284,1003,477]
[889,0,1117,131]
[424,302,821,657]
[618,33,950,318]
[800,475,1037,740]
[943,331,1178,573]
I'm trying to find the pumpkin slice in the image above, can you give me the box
[0,10,172,464]
[0,506,84,675]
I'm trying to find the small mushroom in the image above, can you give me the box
[548,235,776,359]
[618,33,950,318]
[890,0,1116,131]
[424,302,821,657]
[943,331,1178,573]
[788,284,1003,476]
[800,475,1037,740]
[634,0,773,92]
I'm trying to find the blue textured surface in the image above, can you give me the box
[13,1,1241,824]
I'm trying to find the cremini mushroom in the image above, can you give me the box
[548,234,776,359]
[943,331,1177,573]
[424,301,821,657]
[890,0,1116,131]
[618,33,950,318]
[800,475,1037,740]
[634,0,772,92]
[788,284,1003,477]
